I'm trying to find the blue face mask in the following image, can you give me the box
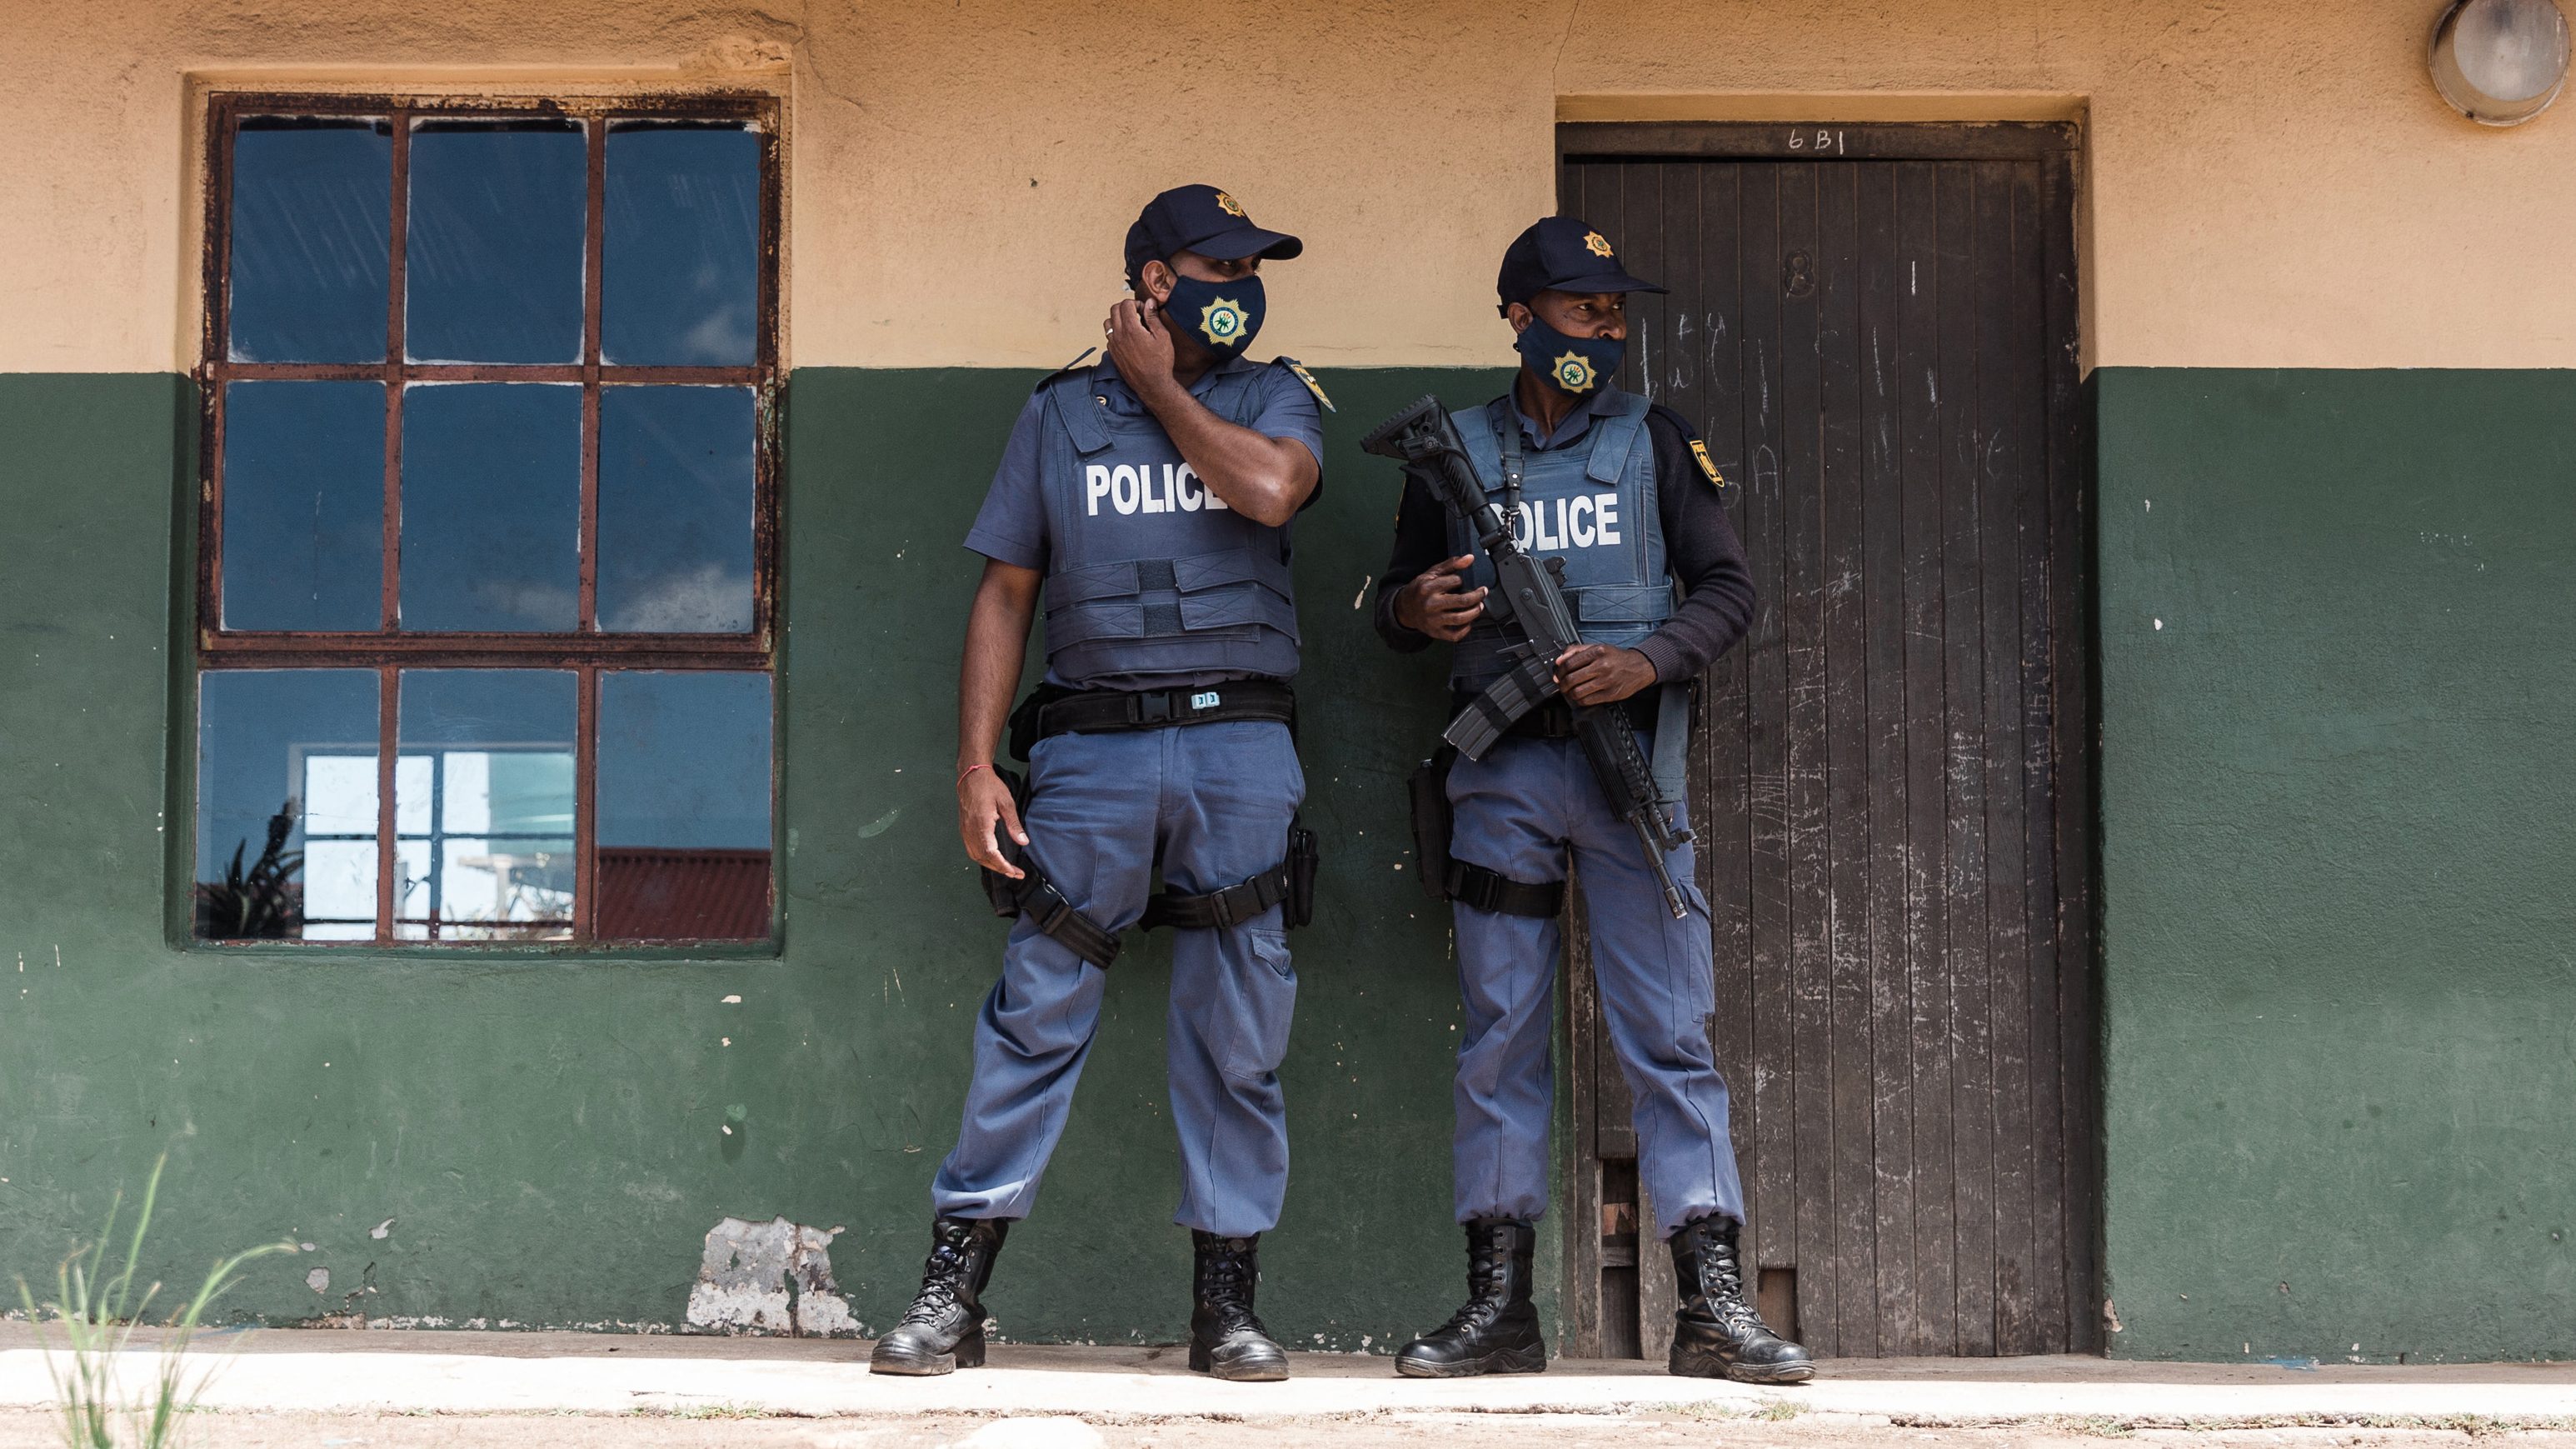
[1515,313,1625,397]
[1162,272,1266,358]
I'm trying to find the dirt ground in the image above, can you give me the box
[2,1412,2572,1449]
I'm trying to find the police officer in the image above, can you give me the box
[1373,217,1811,1384]
[870,185,1326,1383]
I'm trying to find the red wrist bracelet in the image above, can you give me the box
[958,762,994,786]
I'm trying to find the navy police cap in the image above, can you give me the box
[1496,216,1668,315]
[1125,184,1303,286]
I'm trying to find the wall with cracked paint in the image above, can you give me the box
[6,0,2576,1365]
[12,365,2576,1361]
[0,366,1523,1353]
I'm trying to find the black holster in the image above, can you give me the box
[1408,747,1458,902]
[980,767,1124,968]
[1282,819,1319,929]
[1405,744,1565,919]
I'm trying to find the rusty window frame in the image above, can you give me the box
[194,90,785,947]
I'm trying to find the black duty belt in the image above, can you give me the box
[1010,680,1296,759]
[1452,685,1660,742]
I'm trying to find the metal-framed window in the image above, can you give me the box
[192,92,783,947]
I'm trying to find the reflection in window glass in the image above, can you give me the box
[405,121,584,363]
[603,124,758,366]
[228,120,392,363]
[599,387,756,632]
[395,671,576,940]
[597,672,771,940]
[222,381,385,631]
[399,383,579,631]
[197,670,380,941]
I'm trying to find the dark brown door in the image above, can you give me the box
[1553,123,2096,1359]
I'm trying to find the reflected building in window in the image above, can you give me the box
[193,94,777,947]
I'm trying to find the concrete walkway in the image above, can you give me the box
[1,1327,2570,1427]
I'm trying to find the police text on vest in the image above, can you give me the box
[1086,462,1232,516]
[1509,493,1621,551]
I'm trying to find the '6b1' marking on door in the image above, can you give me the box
[1786,128,1845,153]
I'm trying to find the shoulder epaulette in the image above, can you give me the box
[1646,402,1730,494]
[1271,356,1335,413]
[1034,347,1100,393]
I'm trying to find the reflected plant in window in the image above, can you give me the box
[194,798,303,940]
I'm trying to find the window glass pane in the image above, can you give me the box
[602,124,758,366]
[404,120,584,363]
[395,670,576,940]
[598,386,756,632]
[221,381,385,631]
[227,120,392,363]
[399,382,579,631]
[197,669,380,942]
[597,671,771,941]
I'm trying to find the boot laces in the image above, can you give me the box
[1691,1236,1768,1338]
[1198,1241,1271,1337]
[1430,1240,1516,1337]
[900,1238,975,1326]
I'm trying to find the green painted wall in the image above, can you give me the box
[0,366,1542,1349]
[10,365,2570,1362]
[2094,368,2576,1362]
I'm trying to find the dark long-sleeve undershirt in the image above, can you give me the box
[1372,404,1758,682]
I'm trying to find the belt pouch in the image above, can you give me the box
[1006,686,1075,763]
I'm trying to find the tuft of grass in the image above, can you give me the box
[14,1155,294,1448]
[631,1402,778,1420]
[1755,1398,1806,1422]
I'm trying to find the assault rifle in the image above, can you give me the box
[1360,397,1695,919]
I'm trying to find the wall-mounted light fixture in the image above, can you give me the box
[2430,0,2570,125]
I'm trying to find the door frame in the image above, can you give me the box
[1549,118,2100,1358]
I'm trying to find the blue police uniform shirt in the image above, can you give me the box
[1510,383,1630,450]
[965,355,1325,691]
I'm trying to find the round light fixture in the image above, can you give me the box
[2430,0,2570,125]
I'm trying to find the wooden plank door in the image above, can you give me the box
[1553,123,2097,1360]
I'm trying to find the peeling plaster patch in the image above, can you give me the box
[305,1267,330,1294]
[684,1217,862,1337]
[370,1218,395,1240]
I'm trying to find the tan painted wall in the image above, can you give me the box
[3,0,2573,372]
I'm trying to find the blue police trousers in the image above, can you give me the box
[932,720,1303,1237]
[1447,730,1747,1240]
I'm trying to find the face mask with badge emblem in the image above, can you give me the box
[1514,312,1625,397]
[1161,272,1266,359]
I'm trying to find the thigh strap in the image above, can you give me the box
[1445,862,1565,918]
[1141,860,1291,932]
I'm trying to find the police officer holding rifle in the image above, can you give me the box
[1366,217,1810,1384]
[872,184,1327,1383]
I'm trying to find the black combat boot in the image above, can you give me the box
[869,1216,1008,1376]
[1187,1232,1290,1382]
[1394,1218,1545,1378]
[1668,1215,1813,1384]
